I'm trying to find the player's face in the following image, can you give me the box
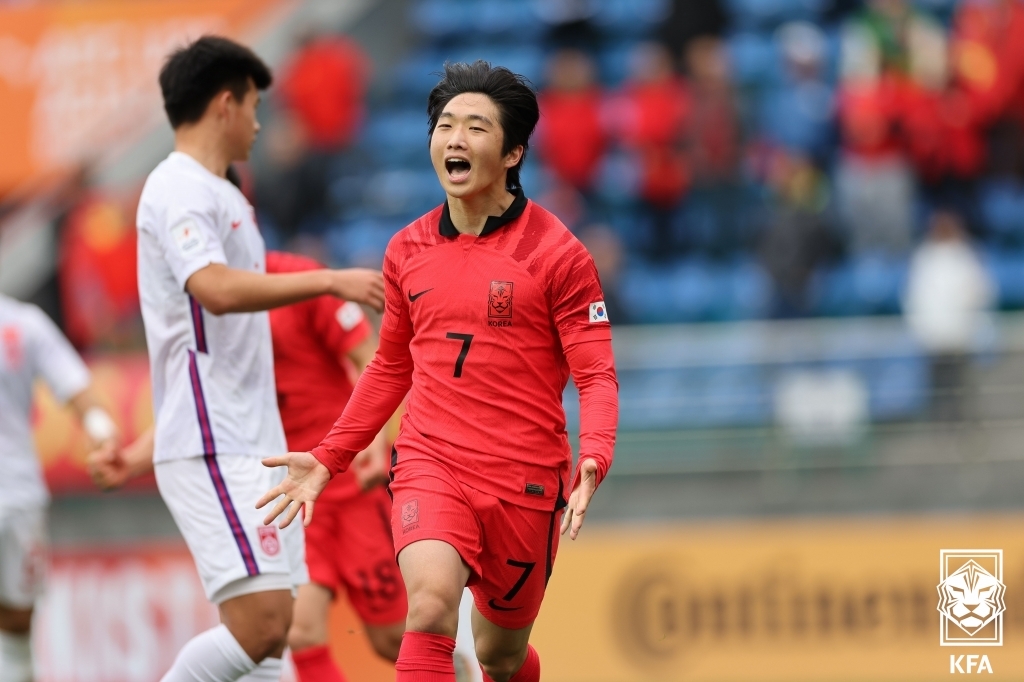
[430,93,523,199]
[224,79,261,162]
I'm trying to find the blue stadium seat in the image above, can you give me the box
[721,260,774,320]
[619,264,677,323]
[725,0,828,30]
[411,0,475,38]
[592,0,671,35]
[324,219,403,268]
[979,180,1024,244]
[866,356,928,419]
[359,109,430,164]
[982,248,1024,309]
[727,31,783,86]
[475,0,543,35]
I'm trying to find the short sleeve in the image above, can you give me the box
[550,241,612,346]
[310,296,373,358]
[149,181,228,290]
[379,246,413,343]
[28,308,90,402]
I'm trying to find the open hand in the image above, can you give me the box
[560,458,599,541]
[257,451,332,528]
[329,269,385,312]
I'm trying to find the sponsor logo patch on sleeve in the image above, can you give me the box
[589,301,609,323]
[336,301,365,331]
[170,218,207,258]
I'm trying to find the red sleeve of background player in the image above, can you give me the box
[549,240,618,490]
[310,249,413,475]
[309,295,372,359]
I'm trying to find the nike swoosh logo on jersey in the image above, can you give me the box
[487,598,523,612]
[408,288,434,302]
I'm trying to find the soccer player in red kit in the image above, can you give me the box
[259,61,619,682]
[266,250,407,682]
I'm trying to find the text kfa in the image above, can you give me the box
[950,655,993,674]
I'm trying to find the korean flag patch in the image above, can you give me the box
[589,301,609,323]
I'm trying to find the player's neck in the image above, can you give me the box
[446,183,515,236]
[173,125,234,178]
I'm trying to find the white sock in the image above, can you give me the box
[0,631,33,682]
[236,657,283,681]
[160,624,257,682]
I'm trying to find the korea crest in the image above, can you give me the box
[488,281,513,319]
[938,549,1006,646]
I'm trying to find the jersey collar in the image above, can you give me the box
[438,189,527,238]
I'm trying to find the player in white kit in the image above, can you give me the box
[137,36,383,682]
[0,295,118,682]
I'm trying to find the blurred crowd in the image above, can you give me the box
[33,0,1024,349]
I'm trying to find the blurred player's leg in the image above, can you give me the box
[395,540,471,681]
[289,584,345,682]
[159,624,257,682]
[0,506,46,682]
[454,589,482,682]
[471,608,538,682]
[0,610,33,682]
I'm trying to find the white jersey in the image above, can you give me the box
[136,152,286,464]
[0,295,90,509]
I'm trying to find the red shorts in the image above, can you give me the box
[388,452,567,630]
[304,486,408,626]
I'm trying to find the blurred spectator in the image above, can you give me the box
[951,0,1024,179]
[252,108,332,243]
[577,224,628,324]
[658,0,728,59]
[834,22,914,254]
[684,37,740,186]
[898,20,985,219]
[760,22,835,162]
[611,42,691,208]
[537,49,607,191]
[849,0,942,75]
[58,191,140,349]
[757,153,842,317]
[532,0,600,48]
[903,210,994,421]
[277,33,371,151]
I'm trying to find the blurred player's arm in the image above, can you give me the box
[87,426,154,491]
[186,264,384,315]
[29,305,119,450]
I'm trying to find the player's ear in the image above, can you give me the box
[503,145,524,169]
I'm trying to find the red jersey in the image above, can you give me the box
[267,251,372,502]
[312,195,619,512]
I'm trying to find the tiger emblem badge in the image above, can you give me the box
[938,550,1006,646]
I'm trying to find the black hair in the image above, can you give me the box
[427,61,540,191]
[159,35,272,129]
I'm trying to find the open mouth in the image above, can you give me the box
[445,157,472,182]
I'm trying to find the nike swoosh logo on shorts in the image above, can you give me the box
[408,288,434,302]
[487,598,522,612]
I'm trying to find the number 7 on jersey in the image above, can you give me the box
[445,332,474,378]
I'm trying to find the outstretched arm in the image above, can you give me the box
[560,338,618,540]
[186,264,384,315]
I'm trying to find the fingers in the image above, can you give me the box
[255,484,284,510]
[279,499,302,529]
[560,494,576,535]
[570,504,587,540]
[302,500,316,527]
[261,455,289,469]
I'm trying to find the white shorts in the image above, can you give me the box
[0,505,48,609]
[156,455,307,604]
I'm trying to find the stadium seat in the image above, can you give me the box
[727,31,783,86]
[979,180,1024,245]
